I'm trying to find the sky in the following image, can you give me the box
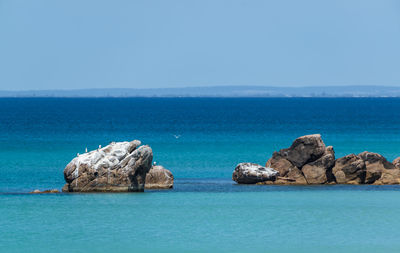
[0,0,399,90]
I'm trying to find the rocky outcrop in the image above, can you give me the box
[232,163,279,184]
[145,165,174,189]
[234,134,400,185]
[234,133,400,185]
[332,152,400,185]
[261,134,335,185]
[62,140,153,192]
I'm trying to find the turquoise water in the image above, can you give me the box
[3,186,400,253]
[1,98,400,252]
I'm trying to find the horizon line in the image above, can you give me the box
[1,84,400,92]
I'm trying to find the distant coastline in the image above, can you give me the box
[2,85,400,98]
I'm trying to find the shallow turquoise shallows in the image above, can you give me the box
[1,98,400,252]
[2,185,400,253]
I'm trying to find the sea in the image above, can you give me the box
[1,97,400,252]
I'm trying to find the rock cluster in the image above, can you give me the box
[233,134,400,185]
[333,151,400,185]
[62,140,154,192]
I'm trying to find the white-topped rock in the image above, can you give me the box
[62,140,153,192]
[232,163,279,184]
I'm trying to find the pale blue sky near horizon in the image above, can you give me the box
[0,0,399,90]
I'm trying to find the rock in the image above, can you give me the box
[278,134,326,168]
[332,154,366,184]
[358,152,387,184]
[276,167,308,185]
[358,151,399,185]
[261,134,331,185]
[232,163,279,184]
[62,184,69,192]
[359,151,394,171]
[393,157,400,169]
[332,152,400,185]
[373,169,400,185]
[30,189,60,194]
[302,146,335,184]
[266,153,294,177]
[302,166,327,184]
[265,153,307,185]
[62,140,153,192]
[145,165,174,189]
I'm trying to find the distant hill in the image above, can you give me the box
[1,86,400,97]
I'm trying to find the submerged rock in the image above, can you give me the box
[30,189,60,194]
[232,163,279,184]
[62,140,153,192]
[145,165,174,189]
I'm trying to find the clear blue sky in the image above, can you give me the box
[0,0,399,90]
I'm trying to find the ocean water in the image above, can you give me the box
[1,98,400,252]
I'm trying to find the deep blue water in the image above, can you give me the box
[1,98,400,252]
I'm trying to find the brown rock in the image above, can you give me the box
[278,134,326,168]
[281,167,308,185]
[332,154,366,184]
[62,184,69,192]
[302,146,335,184]
[302,166,328,184]
[257,170,308,185]
[358,151,399,184]
[373,169,400,185]
[145,165,174,189]
[262,134,332,185]
[393,157,400,169]
[265,153,307,185]
[266,153,295,177]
